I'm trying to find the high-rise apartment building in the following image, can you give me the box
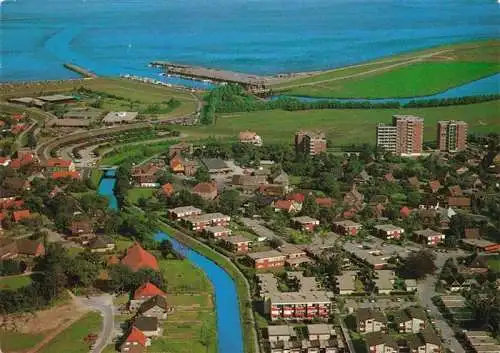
[376,115,424,155]
[295,131,327,156]
[437,120,468,152]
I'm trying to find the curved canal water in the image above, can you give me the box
[97,170,244,353]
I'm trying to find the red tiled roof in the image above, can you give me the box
[12,113,24,121]
[13,209,31,222]
[0,199,24,210]
[47,159,72,167]
[51,171,80,180]
[0,212,6,222]
[133,282,166,300]
[384,173,395,182]
[124,326,147,347]
[315,197,333,208]
[287,193,305,203]
[448,185,463,197]
[193,182,217,195]
[9,159,22,169]
[161,183,174,196]
[274,200,293,210]
[0,157,10,165]
[448,197,471,207]
[400,206,411,218]
[429,180,441,193]
[121,243,159,272]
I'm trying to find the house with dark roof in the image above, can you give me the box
[414,228,445,246]
[133,316,161,337]
[406,327,442,353]
[447,196,471,208]
[130,282,167,311]
[393,307,427,333]
[138,295,169,320]
[88,236,115,253]
[68,219,93,240]
[258,184,286,197]
[292,216,320,232]
[121,243,159,272]
[333,220,362,236]
[407,176,420,188]
[365,332,398,353]
[201,158,231,174]
[223,235,252,253]
[356,308,387,333]
[0,238,45,259]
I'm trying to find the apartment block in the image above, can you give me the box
[295,130,327,156]
[437,120,468,152]
[265,292,332,321]
[182,213,230,232]
[247,250,286,270]
[377,115,424,155]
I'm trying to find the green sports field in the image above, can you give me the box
[183,100,500,145]
[273,40,500,99]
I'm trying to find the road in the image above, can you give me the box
[417,250,467,353]
[75,294,114,353]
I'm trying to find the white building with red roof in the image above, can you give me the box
[130,282,167,311]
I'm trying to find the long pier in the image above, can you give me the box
[150,61,270,94]
[63,63,97,78]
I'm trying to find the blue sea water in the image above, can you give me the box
[1,0,499,82]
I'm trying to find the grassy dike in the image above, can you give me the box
[156,221,260,353]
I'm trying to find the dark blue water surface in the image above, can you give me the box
[1,0,499,82]
[154,232,244,353]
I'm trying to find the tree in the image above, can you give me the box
[399,250,437,279]
[300,194,319,217]
[194,167,210,183]
[218,190,241,216]
[159,239,174,259]
[27,132,37,149]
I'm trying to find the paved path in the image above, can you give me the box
[75,294,114,353]
[416,250,467,353]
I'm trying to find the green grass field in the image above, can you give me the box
[0,275,33,290]
[148,259,217,353]
[487,255,500,273]
[99,140,174,165]
[127,188,157,205]
[38,312,102,353]
[273,40,500,98]
[283,62,499,98]
[182,100,500,145]
[0,330,44,352]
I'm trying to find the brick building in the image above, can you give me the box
[265,292,332,321]
[295,131,327,156]
[377,115,424,156]
[247,250,286,269]
[437,120,468,152]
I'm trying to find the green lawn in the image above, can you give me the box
[283,62,499,98]
[0,330,44,352]
[38,312,102,353]
[0,275,33,290]
[487,255,500,273]
[89,169,103,189]
[99,141,174,165]
[159,259,212,293]
[184,100,500,146]
[273,40,500,98]
[127,188,157,205]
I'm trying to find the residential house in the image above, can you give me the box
[336,271,357,295]
[88,236,115,253]
[374,270,395,294]
[169,155,197,176]
[447,196,471,209]
[369,195,389,218]
[182,213,230,232]
[133,316,161,337]
[121,243,159,272]
[130,282,167,311]
[461,238,500,253]
[273,200,301,213]
[192,182,218,200]
[232,174,267,193]
[393,307,427,333]
[315,197,334,208]
[333,220,362,236]
[12,209,31,223]
[247,250,286,270]
[405,279,418,292]
[265,292,332,321]
[272,171,289,191]
[343,184,364,211]
[138,295,169,320]
[400,206,412,219]
[374,224,405,240]
[414,229,445,246]
[287,192,305,204]
[131,163,161,187]
[408,177,420,188]
[384,173,396,183]
[448,185,463,197]
[356,308,387,333]
[204,225,231,238]
[51,171,81,180]
[168,142,193,158]
[278,244,310,268]
[428,180,441,194]
[68,219,93,238]
[307,323,335,341]
[201,158,232,174]
[407,327,442,353]
[292,216,320,232]
[120,326,148,353]
[365,332,398,353]
[160,183,174,197]
[267,325,298,353]
[168,206,202,220]
[223,235,252,253]
[0,238,45,259]
[239,131,262,146]
[258,184,286,197]
[45,158,75,173]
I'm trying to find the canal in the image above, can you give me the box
[97,169,244,353]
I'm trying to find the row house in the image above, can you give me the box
[277,243,312,269]
[356,308,387,333]
[168,206,202,220]
[393,307,427,333]
[222,235,252,253]
[0,238,45,260]
[406,328,442,353]
[204,225,231,238]
[247,250,286,270]
[333,220,362,236]
[291,216,320,232]
[365,332,398,353]
[414,228,445,246]
[336,271,357,295]
[182,213,231,232]
[374,224,405,240]
[265,292,332,321]
[267,324,339,353]
[373,270,395,294]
